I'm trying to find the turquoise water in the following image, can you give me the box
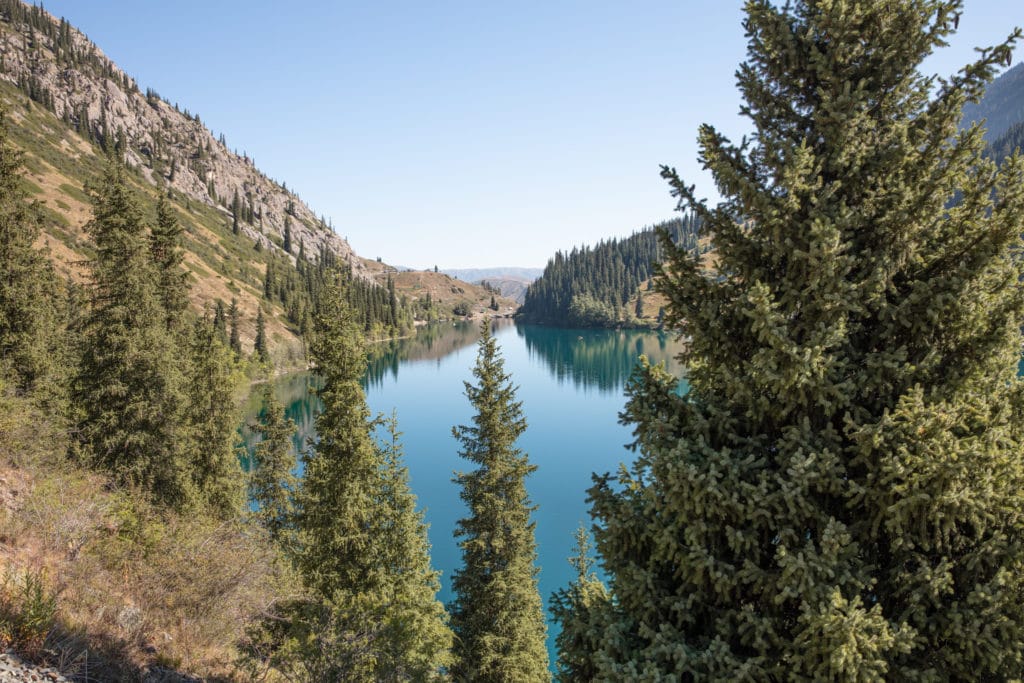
[242,321,687,666]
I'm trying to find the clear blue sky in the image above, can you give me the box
[39,1,1021,269]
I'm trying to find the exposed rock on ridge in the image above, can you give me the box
[0,0,368,278]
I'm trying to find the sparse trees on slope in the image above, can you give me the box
[450,320,549,682]
[589,1,1024,679]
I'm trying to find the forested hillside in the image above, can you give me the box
[962,61,1024,141]
[518,215,703,327]
[0,1,508,364]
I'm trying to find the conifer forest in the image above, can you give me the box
[2,0,1024,681]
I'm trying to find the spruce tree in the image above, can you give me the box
[254,307,267,361]
[249,383,297,547]
[589,2,1024,679]
[0,109,58,392]
[228,297,241,355]
[181,317,244,516]
[450,320,549,682]
[291,273,451,679]
[373,412,454,681]
[150,195,189,330]
[76,163,188,505]
[550,525,608,683]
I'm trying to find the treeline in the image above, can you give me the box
[262,243,412,341]
[987,119,1024,165]
[518,215,702,327]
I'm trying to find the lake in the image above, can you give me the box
[242,320,688,666]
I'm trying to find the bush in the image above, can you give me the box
[0,568,58,660]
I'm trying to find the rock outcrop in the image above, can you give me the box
[0,0,368,278]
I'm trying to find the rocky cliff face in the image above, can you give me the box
[0,0,367,278]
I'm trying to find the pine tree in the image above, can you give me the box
[589,2,1024,679]
[150,195,189,330]
[76,162,188,505]
[0,109,58,392]
[248,383,297,547]
[264,262,274,299]
[550,525,608,683]
[450,320,549,682]
[283,216,292,254]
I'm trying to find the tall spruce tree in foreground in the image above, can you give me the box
[291,273,451,680]
[249,384,297,547]
[374,412,454,680]
[450,320,549,682]
[76,163,189,505]
[181,317,244,516]
[588,1,1024,679]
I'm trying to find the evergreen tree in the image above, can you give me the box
[264,262,274,299]
[589,2,1024,679]
[213,298,227,341]
[291,273,451,679]
[0,109,58,392]
[283,216,292,254]
[550,525,608,683]
[249,383,297,547]
[150,195,189,330]
[254,307,267,361]
[450,320,549,682]
[181,317,244,516]
[228,297,241,355]
[373,412,454,680]
[231,189,241,235]
[75,163,188,505]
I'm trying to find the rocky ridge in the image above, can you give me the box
[0,0,368,279]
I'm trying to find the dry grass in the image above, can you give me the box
[0,389,299,681]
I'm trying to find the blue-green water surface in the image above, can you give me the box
[243,321,687,666]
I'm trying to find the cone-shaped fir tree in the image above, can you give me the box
[550,525,608,683]
[76,163,189,506]
[181,317,244,517]
[450,320,549,682]
[0,109,59,393]
[150,195,189,332]
[292,273,451,680]
[248,383,298,548]
[588,2,1024,679]
[374,412,454,680]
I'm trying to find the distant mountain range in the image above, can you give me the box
[443,267,543,282]
[442,268,542,304]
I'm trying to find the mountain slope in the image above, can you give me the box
[961,62,1024,142]
[518,216,703,328]
[0,1,407,363]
